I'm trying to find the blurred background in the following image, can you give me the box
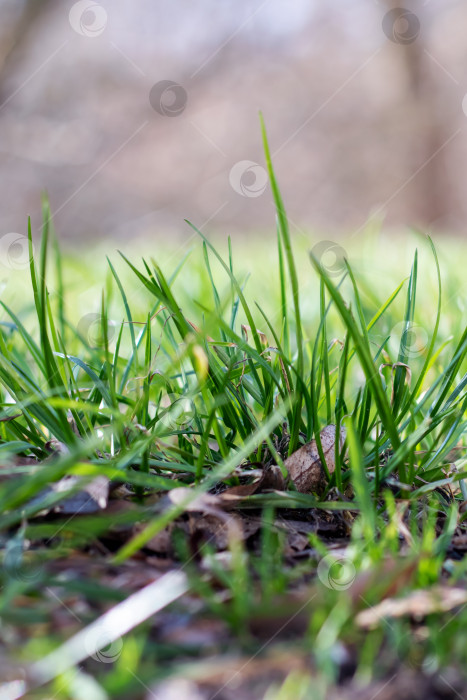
[0,0,466,245]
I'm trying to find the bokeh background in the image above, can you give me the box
[0,0,466,245]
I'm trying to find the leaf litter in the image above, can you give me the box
[1,420,466,700]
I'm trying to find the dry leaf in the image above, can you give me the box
[189,512,257,550]
[285,424,346,493]
[349,556,418,604]
[144,523,176,555]
[219,464,285,505]
[44,438,70,455]
[147,679,206,700]
[451,533,467,550]
[168,464,285,513]
[167,488,244,547]
[168,488,220,512]
[29,475,109,515]
[53,475,110,514]
[146,650,310,700]
[356,586,467,629]
[241,324,268,346]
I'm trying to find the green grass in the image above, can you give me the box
[0,129,466,699]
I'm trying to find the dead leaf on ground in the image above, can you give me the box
[146,487,264,554]
[167,488,220,513]
[189,512,261,550]
[356,586,467,629]
[146,649,311,700]
[267,517,318,554]
[28,475,110,515]
[44,438,69,455]
[349,556,418,604]
[450,533,467,551]
[53,475,109,514]
[285,424,346,493]
[144,523,177,555]
[219,463,285,505]
[158,465,286,553]
[156,613,228,648]
[143,514,255,555]
[328,669,465,700]
[0,456,38,483]
[168,463,285,513]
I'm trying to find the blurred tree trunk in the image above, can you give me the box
[0,0,56,95]
[385,0,450,229]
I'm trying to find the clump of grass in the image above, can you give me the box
[0,124,465,699]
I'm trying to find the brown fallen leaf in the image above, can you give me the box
[349,555,418,604]
[0,456,38,484]
[166,487,245,549]
[44,438,70,455]
[53,475,110,514]
[28,475,110,515]
[157,615,228,648]
[450,533,467,551]
[146,649,311,700]
[219,463,285,505]
[327,669,465,700]
[144,510,261,556]
[285,424,346,493]
[167,488,220,512]
[147,484,271,555]
[168,463,285,513]
[356,586,467,629]
[144,523,176,555]
[189,512,261,550]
